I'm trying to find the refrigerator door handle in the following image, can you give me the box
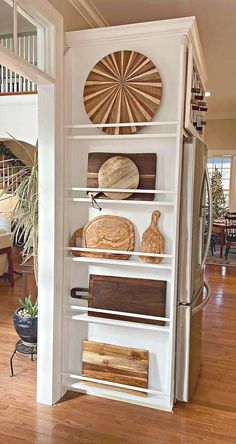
[192,281,210,315]
[201,167,213,269]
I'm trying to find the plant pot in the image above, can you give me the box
[13,308,37,346]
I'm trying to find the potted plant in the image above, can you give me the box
[13,295,38,346]
[0,137,38,281]
[0,137,39,344]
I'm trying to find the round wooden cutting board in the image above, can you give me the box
[83,50,162,135]
[98,156,139,199]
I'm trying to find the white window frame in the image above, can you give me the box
[0,0,64,405]
[207,154,232,206]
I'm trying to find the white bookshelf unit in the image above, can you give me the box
[63,17,206,411]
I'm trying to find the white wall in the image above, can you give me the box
[0,94,38,145]
[205,118,236,152]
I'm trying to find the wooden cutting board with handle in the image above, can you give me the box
[70,276,166,325]
[87,152,157,200]
[140,211,165,263]
[70,215,135,259]
[88,275,166,325]
[82,340,149,396]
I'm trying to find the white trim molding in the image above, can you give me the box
[69,0,109,28]
[0,43,54,85]
[186,18,207,85]
[67,16,198,46]
[66,16,206,86]
[6,0,65,406]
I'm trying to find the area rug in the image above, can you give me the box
[206,245,236,266]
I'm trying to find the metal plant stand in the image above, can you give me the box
[10,340,37,377]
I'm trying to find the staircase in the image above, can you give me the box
[0,142,27,192]
[0,32,37,94]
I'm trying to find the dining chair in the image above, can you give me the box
[224,212,236,259]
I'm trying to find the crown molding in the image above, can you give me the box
[68,0,109,28]
[187,18,207,85]
[66,16,198,47]
[207,112,236,120]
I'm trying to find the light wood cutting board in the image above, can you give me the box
[82,340,149,396]
[87,152,157,201]
[70,215,135,259]
[97,156,139,199]
[140,211,165,263]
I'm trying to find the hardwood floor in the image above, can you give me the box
[0,263,235,443]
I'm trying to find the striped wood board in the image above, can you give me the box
[82,340,149,396]
[83,50,162,134]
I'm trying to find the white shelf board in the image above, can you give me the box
[63,378,171,411]
[68,374,162,395]
[69,305,171,322]
[66,256,172,270]
[66,188,176,194]
[65,121,179,128]
[66,247,173,259]
[66,133,177,140]
[68,197,175,206]
[68,313,170,332]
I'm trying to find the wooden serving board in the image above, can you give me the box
[88,275,166,325]
[82,340,149,396]
[70,215,135,259]
[140,211,165,263]
[98,156,139,200]
[87,153,157,200]
[83,50,162,135]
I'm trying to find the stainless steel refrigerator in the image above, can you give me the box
[175,136,212,402]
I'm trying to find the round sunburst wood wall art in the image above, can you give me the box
[83,50,162,135]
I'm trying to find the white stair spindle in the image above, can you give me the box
[0,39,4,93]
[9,38,13,93]
[27,35,31,91]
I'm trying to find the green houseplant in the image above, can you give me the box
[0,137,39,344]
[13,142,38,283]
[0,137,38,282]
[13,295,38,346]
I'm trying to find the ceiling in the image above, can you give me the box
[1,0,235,118]
[49,0,89,31]
[71,0,236,119]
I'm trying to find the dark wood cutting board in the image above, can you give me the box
[88,275,166,325]
[82,340,149,396]
[87,152,157,200]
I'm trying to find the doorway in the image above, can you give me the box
[0,0,64,405]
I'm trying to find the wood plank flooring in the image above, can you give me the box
[0,263,235,443]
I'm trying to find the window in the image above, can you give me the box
[207,156,232,206]
[0,0,45,72]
